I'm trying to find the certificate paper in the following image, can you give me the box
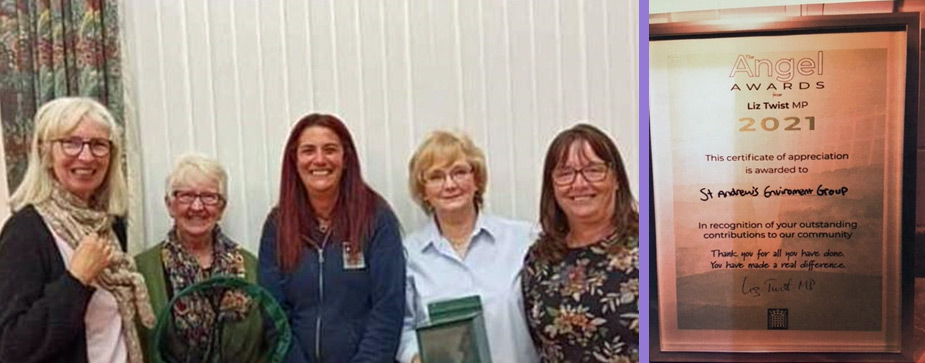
[651,31,905,352]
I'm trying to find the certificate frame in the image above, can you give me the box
[649,13,918,362]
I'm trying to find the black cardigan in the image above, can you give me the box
[0,205,126,363]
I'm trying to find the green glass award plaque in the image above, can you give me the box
[416,295,492,363]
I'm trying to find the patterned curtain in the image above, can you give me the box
[0,0,123,191]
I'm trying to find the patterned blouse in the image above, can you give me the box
[522,232,639,363]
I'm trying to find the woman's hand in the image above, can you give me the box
[68,233,114,286]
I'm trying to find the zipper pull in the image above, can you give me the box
[317,232,329,264]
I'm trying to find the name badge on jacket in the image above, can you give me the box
[342,243,366,270]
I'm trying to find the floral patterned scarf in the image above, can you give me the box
[34,186,156,363]
[161,227,251,353]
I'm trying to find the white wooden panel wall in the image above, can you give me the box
[650,0,880,14]
[122,0,639,254]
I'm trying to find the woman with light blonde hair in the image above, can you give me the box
[0,97,155,363]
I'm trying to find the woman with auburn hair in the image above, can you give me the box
[258,113,405,362]
[522,123,639,362]
[397,130,538,363]
[0,97,155,363]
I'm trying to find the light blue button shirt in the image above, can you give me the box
[397,213,540,363]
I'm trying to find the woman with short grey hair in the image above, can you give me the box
[135,153,261,363]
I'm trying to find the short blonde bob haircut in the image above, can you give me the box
[10,97,127,215]
[408,130,487,214]
[164,152,228,201]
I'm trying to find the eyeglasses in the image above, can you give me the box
[552,163,610,186]
[424,166,473,189]
[53,137,112,157]
[172,190,224,206]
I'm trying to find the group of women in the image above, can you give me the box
[0,97,638,362]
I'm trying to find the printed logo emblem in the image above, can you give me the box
[768,308,788,330]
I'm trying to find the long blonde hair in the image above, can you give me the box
[10,97,128,215]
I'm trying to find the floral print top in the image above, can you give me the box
[522,232,639,362]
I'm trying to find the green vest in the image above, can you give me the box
[135,242,262,363]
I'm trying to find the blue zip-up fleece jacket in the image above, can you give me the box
[258,205,405,363]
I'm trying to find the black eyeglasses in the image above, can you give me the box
[552,163,610,186]
[172,190,224,206]
[53,137,112,157]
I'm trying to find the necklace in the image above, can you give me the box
[447,236,470,257]
[317,217,331,233]
[448,237,468,247]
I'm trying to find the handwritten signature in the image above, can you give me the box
[740,276,816,297]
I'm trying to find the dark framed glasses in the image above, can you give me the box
[53,137,112,157]
[552,163,610,186]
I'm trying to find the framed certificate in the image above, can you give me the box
[649,13,917,361]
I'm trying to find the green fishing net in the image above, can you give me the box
[153,276,290,363]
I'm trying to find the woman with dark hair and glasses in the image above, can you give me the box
[0,97,155,363]
[258,113,405,362]
[135,153,261,362]
[522,124,639,362]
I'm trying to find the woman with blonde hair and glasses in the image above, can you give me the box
[398,130,538,363]
[522,123,639,362]
[0,97,155,363]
